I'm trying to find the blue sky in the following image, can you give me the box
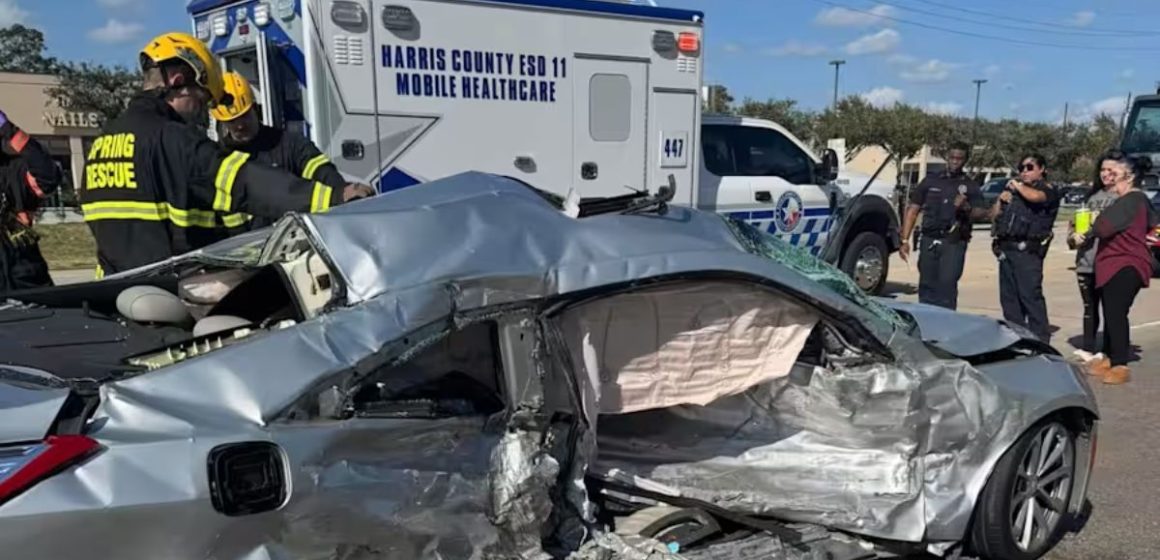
[3,0,1158,123]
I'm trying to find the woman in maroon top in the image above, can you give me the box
[1082,151,1159,384]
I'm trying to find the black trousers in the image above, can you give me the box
[0,238,53,294]
[998,247,1051,342]
[917,235,967,310]
[1077,273,1100,353]
[1099,267,1143,367]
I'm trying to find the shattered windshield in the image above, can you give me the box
[722,216,912,332]
[196,227,272,265]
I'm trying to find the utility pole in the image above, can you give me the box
[972,79,987,145]
[1119,91,1133,134]
[972,79,987,122]
[1063,102,1069,128]
[829,59,846,108]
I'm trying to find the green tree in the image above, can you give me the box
[47,62,141,125]
[735,98,817,144]
[816,97,936,186]
[0,25,59,74]
[703,84,734,114]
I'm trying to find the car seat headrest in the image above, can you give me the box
[116,285,191,325]
[193,315,252,338]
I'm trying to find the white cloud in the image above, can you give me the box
[1090,95,1128,117]
[816,4,895,27]
[764,40,828,57]
[1069,10,1096,27]
[1120,68,1135,80]
[886,53,916,66]
[923,101,963,116]
[0,0,29,25]
[900,59,958,83]
[1063,95,1131,124]
[845,28,900,55]
[860,86,904,108]
[88,18,144,44]
[984,64,1001,77]
[722,43,743,54]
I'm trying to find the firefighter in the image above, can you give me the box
[82,32,374,277]
[0,109,63,292]
[212,71,350,232]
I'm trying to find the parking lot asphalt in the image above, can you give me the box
[884,225,1160,560]
[48,229,1160,558]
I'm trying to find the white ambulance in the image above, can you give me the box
[187,0,900,293]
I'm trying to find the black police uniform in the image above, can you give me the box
[220,125,347,232]
[0,118,62,292]
[909,169,983,310]
[82,92,342,276]
[991,179,1061,342]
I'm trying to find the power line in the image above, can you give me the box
[903,0,1160,34]
[882,0,1160,38]
[809,0,1160,51]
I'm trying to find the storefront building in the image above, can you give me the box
[0,72,103,209]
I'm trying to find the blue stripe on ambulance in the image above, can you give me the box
[378,168,423,193]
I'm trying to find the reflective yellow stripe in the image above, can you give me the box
[213,151,250,212]
[222,213,252,228]
[94,264,104,280]
[301,154,329,180]
[81,202,219,229]
[310,182,333,213]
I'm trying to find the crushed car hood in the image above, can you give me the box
[877,299,1048,357]
[0,367,70,444]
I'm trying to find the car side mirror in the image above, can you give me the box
[818,149,840,183]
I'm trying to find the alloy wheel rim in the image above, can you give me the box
[854,246,884,291]
[1010,422,1075,552]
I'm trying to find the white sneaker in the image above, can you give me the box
[1072,349,1095,362]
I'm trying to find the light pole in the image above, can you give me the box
[829,60,846,108]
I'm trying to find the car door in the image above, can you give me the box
[700,124,833,254]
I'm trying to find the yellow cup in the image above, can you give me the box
[1075,208,1092,234]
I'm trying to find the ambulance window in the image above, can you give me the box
[589,74,632,142]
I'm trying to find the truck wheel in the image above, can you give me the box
[969,419,1077,560]
[839,232,889,295]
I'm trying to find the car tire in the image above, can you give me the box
[969,419,1077,560]
[839,231,889,295]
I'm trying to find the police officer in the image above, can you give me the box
[899,142,986,310]
[211,72,349,232]
[82,32,374,277]
[0,109,62,291]
[990,153,1061,342]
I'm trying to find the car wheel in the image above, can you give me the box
[969,419,1077,560]
[839,231,889,295]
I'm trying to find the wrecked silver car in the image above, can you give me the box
[0,172,1096,559]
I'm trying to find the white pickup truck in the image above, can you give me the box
[701,114,901,294]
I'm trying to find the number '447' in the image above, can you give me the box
[664,138,685,158]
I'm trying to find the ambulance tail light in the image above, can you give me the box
[331,1,367,27]
[677,32,700,54]
[0,435,100,506]
[212,14,229,37]
[254,3,271,26]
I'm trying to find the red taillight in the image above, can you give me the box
[677,32,700,53]
[0,435,99,504]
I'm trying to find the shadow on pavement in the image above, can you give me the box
[880,281,917,298]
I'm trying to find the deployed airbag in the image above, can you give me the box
[557,281,819,414]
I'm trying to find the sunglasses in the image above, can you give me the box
[1019,163,1039,172]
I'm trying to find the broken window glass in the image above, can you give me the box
[721,216,913,332]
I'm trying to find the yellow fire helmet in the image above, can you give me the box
[139,32,226,105]
[211,72,256,122]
